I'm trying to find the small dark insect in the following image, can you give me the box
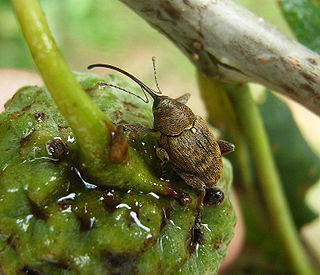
[88,59,234,211]
[47,138,69,161]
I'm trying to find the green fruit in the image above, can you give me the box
[0,73,235,274]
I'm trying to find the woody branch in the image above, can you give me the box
[119,0,320,116]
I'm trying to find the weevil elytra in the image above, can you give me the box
[88,61,235,209]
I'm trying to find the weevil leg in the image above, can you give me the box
[155,146,171,180]
[174,168,206,193]
[155,146,170,167]
[217,140,235,155]
[175,93,191,104]
[174,168,206,215]
[178,173,206,212]
[174,169,207,243]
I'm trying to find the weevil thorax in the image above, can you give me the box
[152,96,196,136]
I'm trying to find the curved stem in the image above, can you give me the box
[11,0,111,168]
[10,0,192,199]
[226,83,316,275]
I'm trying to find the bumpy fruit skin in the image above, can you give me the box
[0,73,235,274]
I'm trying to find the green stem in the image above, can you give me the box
[10,0,189,199]
[11,0,111,168]
[226,84,316,275]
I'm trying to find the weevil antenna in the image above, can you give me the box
[152,56,162,95]
[88,64,159,102]
[96,82,149,103]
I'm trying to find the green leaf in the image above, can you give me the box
[280,0,320,53]
[258,91,320,227]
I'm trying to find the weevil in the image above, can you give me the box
[88,61,235,210]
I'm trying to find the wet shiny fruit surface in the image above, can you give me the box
[0,73,235,274]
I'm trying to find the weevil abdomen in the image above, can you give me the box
[159,116,223,185]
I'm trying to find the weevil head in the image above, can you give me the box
[152,96,195,136]
[87,64,196,136]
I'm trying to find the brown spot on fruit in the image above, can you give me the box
[20,131,34,148]
[128,131,141,143]
[18,266,41,275]
[47,138,69,160]
[7,235,17,252]
[122,101,137,109]
[45,258,71,270]
[28,197,47,220]
[103,190,119,213]
[103,252,137,274]
[78,215,94,232]
[112,110,123,120]
[108,126,129,164]
[33,112,45,122]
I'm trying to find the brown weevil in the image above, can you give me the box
[88,61,235,212]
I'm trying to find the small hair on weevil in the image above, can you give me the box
[88,57,162,104]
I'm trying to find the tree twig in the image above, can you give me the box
[119,0,320,116]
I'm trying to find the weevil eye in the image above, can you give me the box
[203,188,224,206]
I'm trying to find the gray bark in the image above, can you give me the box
[119,0,320,116]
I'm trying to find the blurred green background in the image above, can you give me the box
[0,0,206,115]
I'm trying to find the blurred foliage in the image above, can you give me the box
[235,91,320,272]
[39,0,159,52]
[234,0,320,228]
[1,0,195,100]
[235,0,293,36]
[0,0,160,69]
[280,0,320,54]
[0,0,33,68]
[258,92,320,228]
